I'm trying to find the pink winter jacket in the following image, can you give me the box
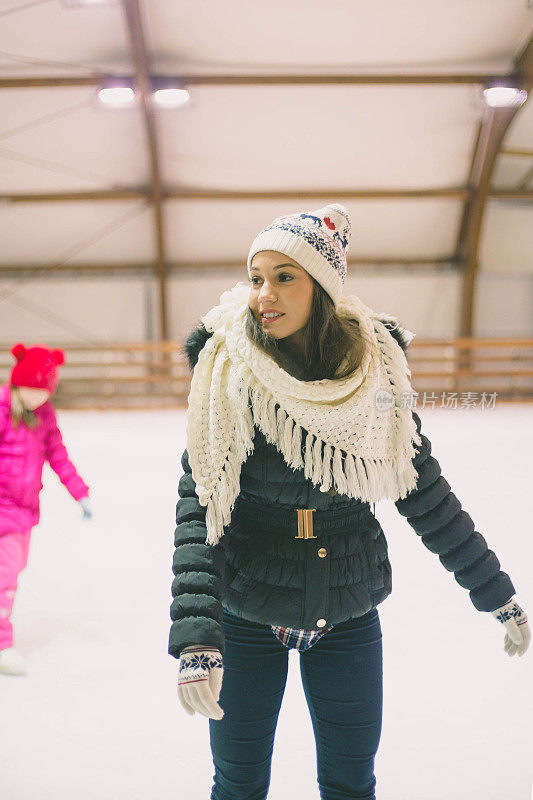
[0,383,89,535]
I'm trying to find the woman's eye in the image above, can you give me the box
[249,274,293,285]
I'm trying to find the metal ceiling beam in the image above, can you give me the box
[0,257,456,277]
[1,190,148,202]
[3,188,533,204]
[169,73,511,87]
[501,147,533,157]
[0,187,467,202]
[0,76,105,89]
[489,188,533,198]
[1,188,466,203]
[164,188,468,200]
[455,37,533,337]
[457,109,520,336]
[0,72,513,90]
[123,0,168,340]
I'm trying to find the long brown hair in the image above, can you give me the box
[9,386,40,430]
[245,277,368,381]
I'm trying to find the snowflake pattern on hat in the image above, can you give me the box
[247,203,352,306]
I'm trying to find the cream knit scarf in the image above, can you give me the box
[186,282,422,545]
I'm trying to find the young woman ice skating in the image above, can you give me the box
[169,203,530,800]
[0,344,91,676]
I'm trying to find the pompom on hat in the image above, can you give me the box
[247,202,352,307]
[10,343,65,393]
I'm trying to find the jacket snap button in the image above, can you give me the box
[328,487,337,496]
[318,548,327,558]
[316,619,326,628]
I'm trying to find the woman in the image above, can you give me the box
[169,204,529,800]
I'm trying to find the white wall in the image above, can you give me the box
[0,270,531,347]
[475,274,533,337]
[0,278,149,345]
[167,269,533,341]
[166,270,461,340]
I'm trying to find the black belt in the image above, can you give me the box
[232,496,373,538]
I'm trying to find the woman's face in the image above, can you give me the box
[17,387,51,410]
[248,251,314,348]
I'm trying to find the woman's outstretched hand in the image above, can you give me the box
[79,497,92,520]
[491,598,530,657]
[178,646,224,719]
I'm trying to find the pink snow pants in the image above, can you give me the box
[0,530,31,650]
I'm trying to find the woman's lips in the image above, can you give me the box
[261,313,285,325]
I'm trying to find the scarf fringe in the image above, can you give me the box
[202,363,422,545]
[190,285,423,546]
[205,443,421,545]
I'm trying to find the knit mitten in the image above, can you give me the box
[178,646,224,719]
[79,497,92,520]
[0,647,28,676]
[491,597,530,657]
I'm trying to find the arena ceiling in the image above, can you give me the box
[0,0,532,338]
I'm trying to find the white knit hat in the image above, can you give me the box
[247,203,352,307]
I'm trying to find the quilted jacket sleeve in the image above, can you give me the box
[395,411,515,612]
[168,448,227,659]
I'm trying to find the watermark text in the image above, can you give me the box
[374,390,499,411]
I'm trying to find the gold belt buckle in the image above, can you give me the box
[295,509,317,539]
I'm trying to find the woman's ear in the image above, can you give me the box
[11,343,26,362]
[52,349,65,366]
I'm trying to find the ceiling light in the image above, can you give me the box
[97,86,135,108]
[61,0,119,8]
[482,81,528,108]
[152,88,190,109]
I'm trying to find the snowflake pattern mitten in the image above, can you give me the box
[178,646,223,684]
[178,646,224,719]
[491,598,531,657]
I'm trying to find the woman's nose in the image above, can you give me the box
[258,281,276,301]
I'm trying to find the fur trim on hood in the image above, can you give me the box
[183,325,214,371]
[379,319,412,355]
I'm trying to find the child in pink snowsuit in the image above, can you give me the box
[0,343,90,675]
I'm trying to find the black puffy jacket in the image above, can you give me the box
[169,323,515,658]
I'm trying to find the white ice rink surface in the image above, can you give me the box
[1,406,532,800]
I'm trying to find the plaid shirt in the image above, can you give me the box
[270,623,334,652]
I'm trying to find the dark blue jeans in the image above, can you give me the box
[209,607,383,800]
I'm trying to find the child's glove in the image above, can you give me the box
[178,645,224,720]
[491,597,530,657]
[79,497,92,520]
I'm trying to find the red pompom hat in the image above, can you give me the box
[10,343,65,393]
